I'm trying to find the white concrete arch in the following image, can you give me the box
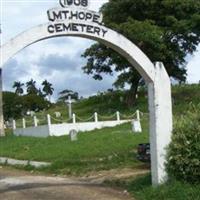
[1,21,155,83]
[0,20,172,186]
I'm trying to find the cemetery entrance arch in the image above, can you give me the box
[0,1,172,186]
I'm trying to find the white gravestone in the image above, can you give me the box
[55,112,61,118]
[132,119,142,133]
[69,129,78,141]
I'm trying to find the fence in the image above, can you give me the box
[13,110,149,137]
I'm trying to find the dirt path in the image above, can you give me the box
[0,166,148,200]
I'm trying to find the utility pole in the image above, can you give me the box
[0,24,5,136]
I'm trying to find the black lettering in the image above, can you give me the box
[55,23,64,32]
[63,23,71,31]
[85,12,92,21]
[66,0,73,5]
[78,23,87,32]
[81,0,88,7]
[93,27,100,36]
[78,12,85,20]
[93,14,100,24]
[47,11,54,22]
[52,11,62,21]
[47,25,55,33]
[60,0,88,7]
[74,0,80,6]
[102,29,108,37]
[69,11,78,20]
[72,23,79,31]
[86,25,94,34]
[62,10,69,19]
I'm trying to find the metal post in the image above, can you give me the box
[136,110,140,121]
[94,112,98,123]
[66,95,72,119]
[47,114,51,127]
[72,113,76,124]
[22,118,26,129]
[116,111,120,121]
[34,116,38,127]
[12,119,16,130]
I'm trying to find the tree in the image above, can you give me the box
[82,0,200,106]
[26,79,38,95]
[42,80,54,101]
[22,94,50,112]
[12,81,24,95]
[58,89,79,102]
[38,88,45,98]
[3,91,23,120]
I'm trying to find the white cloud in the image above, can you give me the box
[187,46,200,83]
[2,0,113,100]
[1,0,200,103]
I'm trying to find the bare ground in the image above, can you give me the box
[0,166,149,200]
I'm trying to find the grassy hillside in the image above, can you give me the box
[14,89,149,127]
[13,84,200,127]
[3,84,200,171]
[172,84,200,114]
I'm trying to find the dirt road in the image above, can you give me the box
[0,167,136,200]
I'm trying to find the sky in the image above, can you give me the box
[1,0,200,101]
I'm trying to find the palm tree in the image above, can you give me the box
[42,80,54,101]
[12,81,24,95]
[26,79,38,95]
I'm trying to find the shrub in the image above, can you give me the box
[167,104,200,183]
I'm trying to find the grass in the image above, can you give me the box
[0,120,149,175]
[15,89,149,127]
[14,84,200,127]
[104,175,200,200]
[1,84,200,199]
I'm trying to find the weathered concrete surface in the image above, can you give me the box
[0,167,133,200]
[148,62,173,185]
[0,157,51,168]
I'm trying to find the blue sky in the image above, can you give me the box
[1,0,200,100]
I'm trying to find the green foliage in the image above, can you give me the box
[12,81,24,95]
[101,0,200,79]
[26,79,38,95]
[42,80,54,101]
[3,91,23,120]
[167,104,200,183]
[22,94,50,112]
[0,122,149,175]
[58,89,79,102]
[3,91,51,120]
[105,175,200,200]
[82,0,200,104]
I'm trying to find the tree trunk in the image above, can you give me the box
[125,78,140,107]
[0,69,5,136]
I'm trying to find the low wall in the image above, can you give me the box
[14,125,50,137]
[49,120,130,136]
[14,120,130,138]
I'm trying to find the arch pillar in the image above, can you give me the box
[148,62,172,185]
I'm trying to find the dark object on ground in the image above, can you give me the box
[137,143,150,162]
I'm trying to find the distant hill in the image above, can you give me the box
[7,84,200,127]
